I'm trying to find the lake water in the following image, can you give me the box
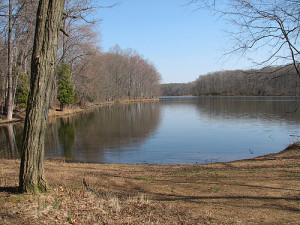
[1,96,300,164]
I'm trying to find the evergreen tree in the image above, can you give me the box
[15,72,30,108]
[57,62,74,111]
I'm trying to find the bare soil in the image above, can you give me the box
[0,143,299,224]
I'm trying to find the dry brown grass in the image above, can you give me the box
[0,143,300,224]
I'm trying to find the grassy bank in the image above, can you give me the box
[0,143,299,224]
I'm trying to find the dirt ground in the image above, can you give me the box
[0,143,299,224]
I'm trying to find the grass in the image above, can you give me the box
[174,172,187,177]
[286,172,297,177]
[213,188,221,193]
[248,168,260,173]
[134,176,154,182]
[127,194,150,204]
[67,213,75,223]
[5,195,27,203]
[54,197,62,210]
[106,192,121,213]
[1,166,6,187]
[0,143,299,224]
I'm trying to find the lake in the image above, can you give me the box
[1,96,300,164]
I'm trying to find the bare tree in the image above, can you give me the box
[54,0,115,105]
[99,45,161,101]
[0,0,38,120]
[188,0,300,75]
[0,37,7,113]
[19,0,65,193]
[0,0,107,120]
[191,65,298,96]
[5,0,13,120]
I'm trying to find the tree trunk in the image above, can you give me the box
[6,0,13,121]
[60,102,64,111]
[19,0,65,193]
[5,124,18,158]
[0,73,6,114]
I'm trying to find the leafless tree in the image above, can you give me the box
[53,0,115,105]
[188,0,300,76]
[191,65,299,96]
[0,0,38,120]
[19,0,65,193]
[0,0,110,119]
[0,37,7,113]
[99,45,161,101]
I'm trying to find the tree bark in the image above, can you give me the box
[5,124,18,158]
[19,0,65,193]
[6,0,13,121]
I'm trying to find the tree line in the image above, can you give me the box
[72,45,161,104]
[0,0,161,120]
[160,83,194,96]
[1,0,298,194]
[161,65,300,96]
[0,0,160,193]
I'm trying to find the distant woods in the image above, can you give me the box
[76,45,161,103]
[0,0,161,120]
[161,65,300,96]
[162,0,300,97]
[161,83,194,96]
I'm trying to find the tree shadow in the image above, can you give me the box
[0,186,19,194]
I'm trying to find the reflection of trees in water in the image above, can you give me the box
[45,122,60,159]
[0,124,23,159]
[161,97,300,123]
[0,102,160,161]
[58,118,75,160]
[45,102,161,163]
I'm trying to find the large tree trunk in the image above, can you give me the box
[19,0,65,193]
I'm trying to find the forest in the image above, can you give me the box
[161,65,300,96]
[1,0,299,117]
[0,0,161,120]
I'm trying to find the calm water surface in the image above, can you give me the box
[1,96,299,164]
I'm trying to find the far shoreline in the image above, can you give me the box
[0,98,159,126]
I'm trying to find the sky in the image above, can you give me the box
[97,0,252,84]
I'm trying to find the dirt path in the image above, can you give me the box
[0,143,299,224]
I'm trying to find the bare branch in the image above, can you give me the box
[60,26,69,37]
[188,0,300,75]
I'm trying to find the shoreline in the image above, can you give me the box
[0,101,299,223]
[0,143,299,224]
[2,141,299,166]
[0,98,159,126]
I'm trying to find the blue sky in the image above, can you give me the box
[98,0,251,83]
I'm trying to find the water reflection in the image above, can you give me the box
[0,124,22,159]
[58,118,75,160]
[157,96,300,164]
[160,96,300,123]
[45,102,161,162]
[0,97,299,164]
